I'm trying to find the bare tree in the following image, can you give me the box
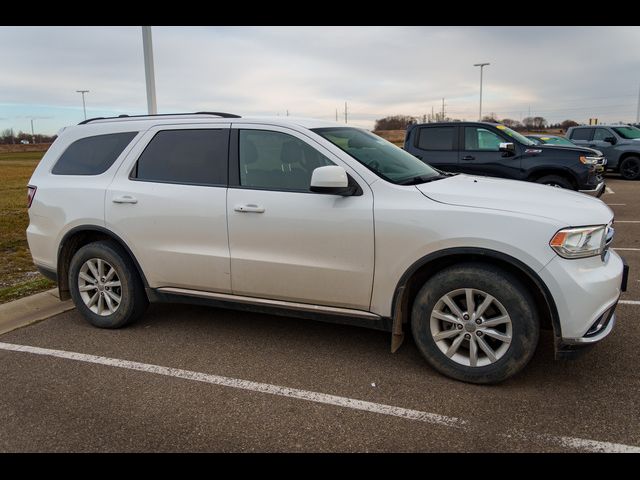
[560,119,579,131]
[481,112,499,123]
[501,118,522,129]
[374,115,418,131]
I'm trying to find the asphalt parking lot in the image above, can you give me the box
[1,176,639,453]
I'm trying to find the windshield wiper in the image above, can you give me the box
[397,174,447,185]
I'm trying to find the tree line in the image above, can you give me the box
[1,128,56,145]
[374,115,580,132]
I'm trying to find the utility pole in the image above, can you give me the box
[30,119,35,144]
[473,62,490,121]
[441,98,446,121]
[431,106,434,122]
[142,26,158,115]
[344,101,348,124]
[286,109,289,116]
[335,108,338,122]
[76,90,89,120]
[636,83,640,124]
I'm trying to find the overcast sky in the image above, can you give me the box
[1,26,639,135]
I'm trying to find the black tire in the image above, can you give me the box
[619,156,640,180]
[534,175,573,189]
[69,240,148,328]
[410,263,539,384]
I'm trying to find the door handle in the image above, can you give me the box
[112,195,138,204]
[234,204,265,213]
[462,155,475,161]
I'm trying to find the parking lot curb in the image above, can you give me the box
[0,288,74,336]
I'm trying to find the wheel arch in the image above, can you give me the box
[390,247,560,351]
[57,225,149,301]
[526,168,578,189]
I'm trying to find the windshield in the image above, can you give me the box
[540,136,575,146]
[312,127,440,184]
[612,126,640,139]
[495,125,536,146]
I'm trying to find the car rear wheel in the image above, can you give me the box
[410,263,539,384]
[619,156,640,180]
[535,175,573,189]
[69,240,148,328]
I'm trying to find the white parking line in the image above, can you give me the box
[605,186,615,194]
[613,248,640,251]
[1,341,638,453]
[620,300,640,305]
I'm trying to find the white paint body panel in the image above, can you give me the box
[227,124,374,309]
[27,115,623,348]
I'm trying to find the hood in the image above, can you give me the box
[416,174,613,226]
[536,144,603,156]
[537,144,603,156]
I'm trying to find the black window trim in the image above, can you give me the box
[228,127,363,195]
[462,125,509,152]
[413,125,460,151]
[51,131,139,176]
[128,127,230,188]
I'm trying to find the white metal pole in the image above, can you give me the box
[76,90,89,120]
[142,26,158,115]
[474,63,490,121]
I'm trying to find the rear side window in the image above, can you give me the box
[132,129,228,185]
[569,128,593,141]
[52,132,137,175]
[417,127,456,150]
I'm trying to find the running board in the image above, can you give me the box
[156,287,382,321]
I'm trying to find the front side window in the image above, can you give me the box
[593,128,613,141]
[52,132,137,175]
[417,127,456,150]
[464,127,503,151]
[132,129,228,185]
[570,128,593,141]
[312,127,440,185]
[612,126,640,140]
[239,130,334,191]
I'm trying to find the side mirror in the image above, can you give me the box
[603,136,617,145]
[499,142,515,155]
[310,166,359,196]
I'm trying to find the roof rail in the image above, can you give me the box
[78,111,241,125]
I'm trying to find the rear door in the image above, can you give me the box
[589,127,617,157]
[106,124,232,292]
[459,126,521,179]
[410,125,460,172]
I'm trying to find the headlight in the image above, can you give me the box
[550,225,607,259]
[579,155,601,165]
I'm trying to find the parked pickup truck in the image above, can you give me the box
[567,124,640,180]
[404,121,605,196]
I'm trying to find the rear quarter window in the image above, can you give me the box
[52,132,138,175]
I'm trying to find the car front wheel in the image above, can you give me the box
[411,263,540,384]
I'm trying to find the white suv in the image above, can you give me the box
[27,113,628,383]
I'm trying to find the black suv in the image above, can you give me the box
[404,122,605,196]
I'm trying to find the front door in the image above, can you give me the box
[459,126,521,179]
[226,125,374,310]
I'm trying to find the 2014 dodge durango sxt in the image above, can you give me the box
[27,113,628,383]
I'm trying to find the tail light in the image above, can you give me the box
[27,185,37,208]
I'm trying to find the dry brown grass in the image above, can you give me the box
[373,130,406,147]
[0,151,54,303]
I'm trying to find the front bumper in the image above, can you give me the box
[579,179,605,197]
[539,250,626,358]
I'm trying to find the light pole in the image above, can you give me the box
[473,63,490,121]
[142,26,158,115]
[76,90,89,120]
